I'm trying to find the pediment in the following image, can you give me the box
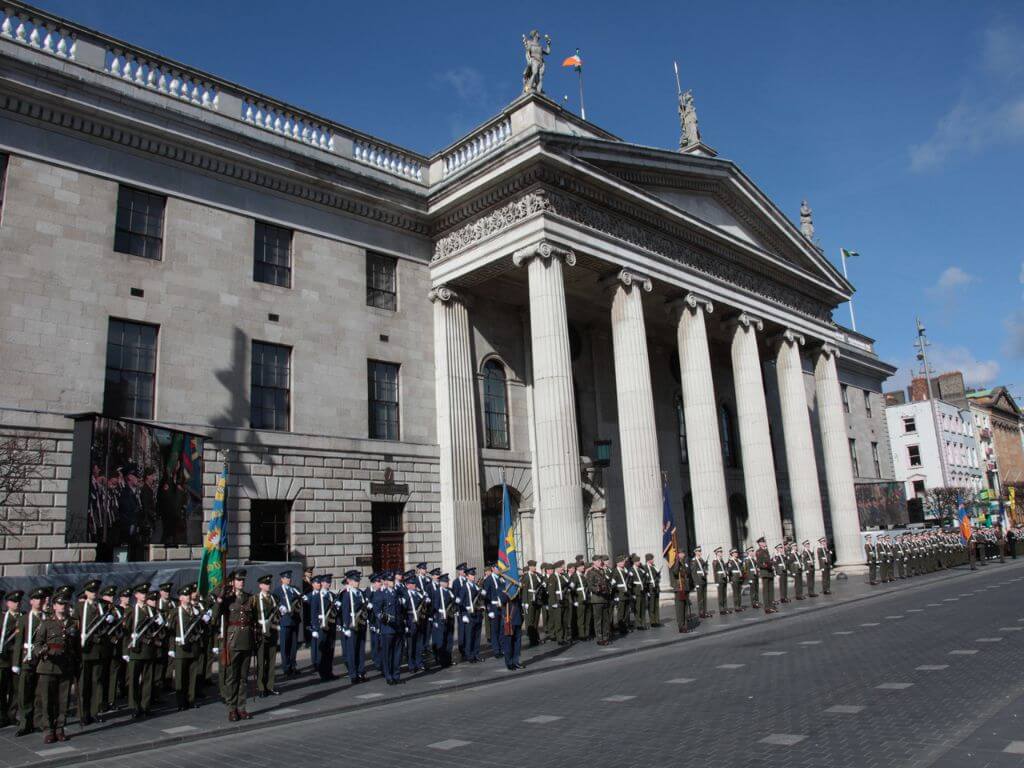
[640,186,770,250]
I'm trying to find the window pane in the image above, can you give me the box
[103,318,158,419]
[366,253,397,310]
[253,222,292,288]
[251,341,291,431]
[368,361,400,440]
[483,361,509,449]
[114,186,165,261]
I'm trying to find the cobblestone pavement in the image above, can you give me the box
[6,559,1024,768]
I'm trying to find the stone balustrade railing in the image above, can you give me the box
[353,139,424,181]
[106,47,219,110]
[441,117,512,178]
[1,6,76,59]
[243,98,335,151]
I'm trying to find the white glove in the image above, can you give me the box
[202,611,212,624]
[461,616,469,624]
[455,598,461,604]
[105,614,116,624]
[487,612,495,619]
[122,655,130,662]
[168,650,175,658]
[11,666,20,674]
[342,628,352,638]
[573,602,579,607]
[155,615,165,626]
[280,606,288,615]
[312,631,319,639]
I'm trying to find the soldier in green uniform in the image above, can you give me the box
[642,554,662,627]
[788,542,805,600]
[521,561,544,647]
[669,551,691,632]
[774,544,789,603]
[865,535,879,584]
[569,559,591,640]
[585,555,612,644]
[754,538,776,613]
[629,555,649,629]
[126,586,162,719]
[800,541,817,598]
[543,563,563,644]
[609,555,631,635]
[13,587,45,736]
[95,585,118,714]
[727,548,744,612]
[167,583,207,711]
[77,579,112,725]
[155,582,174,696]
[252,574,280,697]
[815,537,833,594]
[106,588,131,711]
[0,590,23,727]
[711,547,731,616]
[214,570,255,721]
[742,547,759,609]
[689,546,710,618]
[33,594,79,744]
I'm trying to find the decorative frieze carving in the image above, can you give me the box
[434,191,553,263]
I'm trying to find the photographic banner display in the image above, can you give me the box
[66,414,204,557]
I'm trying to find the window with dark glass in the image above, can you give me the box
[114,185,165,260]
[0,153,8,224]
[849,438,860,477]
[863,390,872,419]
[720,404,738,467]
[841,384,850,413]
[366,252,397,310]
[871,441,881,478]
[253,221,292,288]
[483,360,510,449]
[675,394,688,465]
[103,318,158,419]
[251,341,291,431]
[908,444,922,467]
[368,360,400,440]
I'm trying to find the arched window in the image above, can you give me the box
[483,360,510,449]
[720,404,738,468]
[674,393,688,465]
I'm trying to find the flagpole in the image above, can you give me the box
[576,48,586,121]
[840,248,857,331]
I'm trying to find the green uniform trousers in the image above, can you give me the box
[36,673,71,731]
[17,668,37,730]
[760,576,774,608]
[222,650,252,711]
[591,602,610,643]
[673,594,690,630]
[173,656,198,708]
[254,642,277,694]
[127,659,154,713]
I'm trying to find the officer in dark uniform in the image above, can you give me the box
[404,571,429,673]
[273,570,301,677]
[339,570,368,683]
[742,547,760,609]
[366,573,383,671]
[213,570,254,721]
[521,561,545,647]
[371,572,407,684]
[458,567,484,662]
[308,575,336,682]
[430,574,456,668]
[712,546,731,616]
[498,584,523,670]
[300,567,314,650]
[754,537,776,613]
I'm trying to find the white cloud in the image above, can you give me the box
[890,343,1000,392]
[909,23,1024,172]
[932,266,977,292]
[436,67,487,103]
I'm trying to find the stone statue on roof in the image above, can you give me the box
[522,30,551,94]
[679,89,701,149]
[800,199,814,240]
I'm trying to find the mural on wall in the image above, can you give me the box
[855,481,908,528]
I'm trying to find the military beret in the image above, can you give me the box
[6,590,24,604]
[345,570,362,581]
[257,574,273,585]
[615,554,628,562]
[630,553,639,560]
[632,555,641,563]
[83,579,101,593]
[159,582,174,591]
[574,554,584,562]
[591,553,601,562]
[598,555,610,562]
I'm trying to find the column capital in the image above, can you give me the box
[601,268,653,294]
[725,311,764,333]
[812,341,842,360]
[428,284,471,306]
[666,291,713,321]
[512,240,576,268]
[770,328,806,348]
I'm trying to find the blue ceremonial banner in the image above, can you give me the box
[662,474,677,563]
[496,482,520,597]
[198,463,229,596]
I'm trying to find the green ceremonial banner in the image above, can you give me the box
[198,464,228,596]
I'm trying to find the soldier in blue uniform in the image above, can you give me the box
[309,575,337,681]
[365,573,382,671]
[371,572,406,685]
[430,574,456,668]
[459,567,484,662]
[338,570,367,684]
[452,563,468,659]
[273,570,302,677]
[404,571,428,673]
[482,563,504,659]
[497,586,524,670]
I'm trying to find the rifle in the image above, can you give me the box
[130,613,158,649]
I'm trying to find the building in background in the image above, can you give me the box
[967,387,1024,493]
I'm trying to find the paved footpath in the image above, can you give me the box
[5,559,1024,768]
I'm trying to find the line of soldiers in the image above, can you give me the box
[667,537,835,631]
[864,531,978,584]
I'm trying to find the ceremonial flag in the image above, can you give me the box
[1010,486,1017,524]
[198,463,229,596]
[957,494,972,545]
[840,248,860,260]
[496,481,520,597]
[562,52,582,70]
[661,474,678,563]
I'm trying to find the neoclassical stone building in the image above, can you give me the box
[0,5,895,578]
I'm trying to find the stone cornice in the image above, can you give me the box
[0,84,432,237]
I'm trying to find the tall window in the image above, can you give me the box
[908,444,922,467]
[871,442,881,478]
[841,384,850,413]
[675,394,688,465]
[253,222,292,288]
[366,252,397,310]
[863,390,872,418]
[114,185,165,260]
[251,341,291,431]
[848,438,860,476]
[482,360,510,449]
[0,152,8,224]
[720,404,738,468]
[103,319,158,419]
[903,416,916,433]
[368,361,400,440]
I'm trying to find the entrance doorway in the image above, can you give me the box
[371,502,405,574]
[481,486,520,565]
[251,500,290,561]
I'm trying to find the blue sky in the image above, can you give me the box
[34,0,1024,396]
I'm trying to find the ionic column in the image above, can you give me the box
[607,269,663,575]
[813,344,863,566]
[430,285,484,571]
[773,330,825,543]
[513,241,586,565]
[727,313,783,546]
[670,293,731,550]
[518,507,536,563]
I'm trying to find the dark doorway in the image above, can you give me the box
[728,493,749,551]
[371,502,405,574]
[481,486,520,565]
[683,492,695,555]
[251,500,290,561]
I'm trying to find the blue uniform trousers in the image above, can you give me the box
[342,627,365,681]
[501,627,522,668]
[279,624,298,673]
[380,633,403,682]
